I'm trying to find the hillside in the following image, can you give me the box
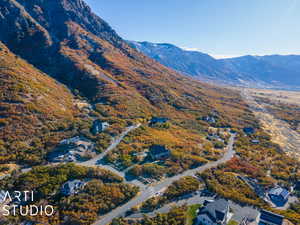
[0,0,251,122]
[0,0,256,167]
[0,41,77,165]
[1,0,300,224]
[129,41,300,90]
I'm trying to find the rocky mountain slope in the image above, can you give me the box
[128,41,300,90]
[1,1,300,225]
[0,0,254,165]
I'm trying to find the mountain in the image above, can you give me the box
[1,1,300,225]
[128,41,300,90]
[0,0,254,166]
[127,41,229,82]
[219,55,300,89]
[0,41,77,165]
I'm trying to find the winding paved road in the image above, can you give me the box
[80,123,141,167]
[127,194,259,223]
[93,133,236,225]
[0,124,141,180]
[1,125,235,225]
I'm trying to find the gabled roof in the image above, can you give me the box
[268,187,289,199]
[198,199,229,222]
[243,127,255,134]
[62,179,85,191]
[150,117,169,123]
[260,210,284,225]
[149,145,169,155]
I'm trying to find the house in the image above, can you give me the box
[268,187,290,206]
[240,214,260,225]
[196,199,231,225]
[243,127,255,135]
[49,136,95,162]
[258,210,284,225]
[59,136,94,149]
[92,120,110,134]
[60,136,81,145]
[207,134,224,143]
[133,151,148,161]
[251,139,260,144]
[20,221,34,225]
[149,117,169,126]
[61,180,86,196]
[149,145,170,160]
[203,116,216,123]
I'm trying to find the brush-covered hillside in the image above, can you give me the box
[0,0,255,166]
[0,1,300,225]
[0,42,79,164]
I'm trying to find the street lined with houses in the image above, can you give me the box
[1,129,236,224]
[1,122,295,225]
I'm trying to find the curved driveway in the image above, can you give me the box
[79,123,141,166]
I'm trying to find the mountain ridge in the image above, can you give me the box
[1,1,300,224]
[128,40,300,90]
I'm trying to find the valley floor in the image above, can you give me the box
[241,88,300,160]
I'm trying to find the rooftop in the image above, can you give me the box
[150,117,169,124]
[260,210,284,225]
[268,187,289,199]
[243,127,255,134]
[149,145,169,155]
[199,199,229,222]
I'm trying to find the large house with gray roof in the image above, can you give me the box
[196,199,231,225]
[149,145,170,160]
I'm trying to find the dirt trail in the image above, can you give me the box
[242,89,300,159]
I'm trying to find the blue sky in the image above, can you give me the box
[85,0,300,58]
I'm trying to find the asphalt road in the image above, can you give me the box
[0,124,141,180]
[79,123,141,167]
[93,133,236,225]
[128,194,259,223]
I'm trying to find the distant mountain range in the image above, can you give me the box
[128,41,300,90]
